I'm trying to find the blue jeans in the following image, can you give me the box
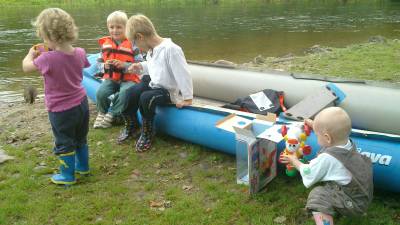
[48,97,89,155]
[96,79,137,116]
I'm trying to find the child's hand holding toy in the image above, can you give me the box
[111,59,124,69]
[105,59,124,69]
[33,43,52,57]
[280,153,297,165]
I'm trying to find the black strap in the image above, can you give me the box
[290,73,366,84]
[104,65,131,81]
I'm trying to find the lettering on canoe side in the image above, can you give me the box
[357,148,392,166]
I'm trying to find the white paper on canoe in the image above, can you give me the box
[216,115,252,133]
[257,124,284,143]
[250,91,273,112]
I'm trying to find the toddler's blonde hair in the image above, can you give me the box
[126,14,157,40]
[33,8,78,44]
[107,11,128,25]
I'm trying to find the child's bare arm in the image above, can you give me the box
[127,63,144,74]
[280,154,304,170]
[22,47,39,73]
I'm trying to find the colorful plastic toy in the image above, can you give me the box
[278,123,312,176]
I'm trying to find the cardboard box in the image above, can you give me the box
[216,114,283,195]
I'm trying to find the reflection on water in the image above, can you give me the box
[1,0,400,103]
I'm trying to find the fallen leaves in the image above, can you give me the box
[174,173,184,180]
[6,134,18,144]
[394,213,400,221]
[273,216,287,224]
[182,185,193,191]
[150,200,172,211]
[130,169,140,179]
[179,152,188,159]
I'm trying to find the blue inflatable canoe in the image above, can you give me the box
[83,54,400,193]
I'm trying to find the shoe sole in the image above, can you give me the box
[50,178,76,185]
[75,170,90,175]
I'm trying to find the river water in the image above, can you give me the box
[1,0,400,103]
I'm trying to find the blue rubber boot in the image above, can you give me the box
[51,152,76,185]
[75,144,89,175]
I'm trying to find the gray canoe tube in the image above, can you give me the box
[188,62,400,135]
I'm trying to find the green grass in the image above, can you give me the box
[259,40,400,83]
[1,41,400,224]
[1,123,400,225]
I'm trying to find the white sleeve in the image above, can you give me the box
[298,153,334,188]
[168,47,193,100]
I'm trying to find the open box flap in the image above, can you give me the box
[216,114,252,133]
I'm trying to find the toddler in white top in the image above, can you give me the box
[281,107,373,225]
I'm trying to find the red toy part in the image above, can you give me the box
[302,145,312,155]
[287,139,299,145]
[304,123,312,136]
[281,125,287,137]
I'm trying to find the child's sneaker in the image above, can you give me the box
[98,113,113,128]
[93,113,105,129]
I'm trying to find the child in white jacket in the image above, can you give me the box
[124,14,193,152]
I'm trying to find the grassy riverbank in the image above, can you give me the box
[243,38,400,83]
[1,41,400,225]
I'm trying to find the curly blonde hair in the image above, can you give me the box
[33,8,78,44]
[126,14,157,40]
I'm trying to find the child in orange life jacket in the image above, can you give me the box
[125,14,193,152]
[94,11,143,139]
[22,8,90,185]
[281,107,373,225]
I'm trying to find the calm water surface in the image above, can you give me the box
[1,0,400,103]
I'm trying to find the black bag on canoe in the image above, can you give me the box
[223,89,286,115]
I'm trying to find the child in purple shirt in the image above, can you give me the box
[22,8,90,185]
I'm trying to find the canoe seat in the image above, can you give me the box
[283,85,339,121]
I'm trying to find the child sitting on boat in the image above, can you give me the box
[280,107,373,225]
[93,11,143,135]
[124,14,193,152]
[22,8,90,185]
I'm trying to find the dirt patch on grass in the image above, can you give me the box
[0,100,97,147]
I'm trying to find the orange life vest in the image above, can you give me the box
[98,36,140,83]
